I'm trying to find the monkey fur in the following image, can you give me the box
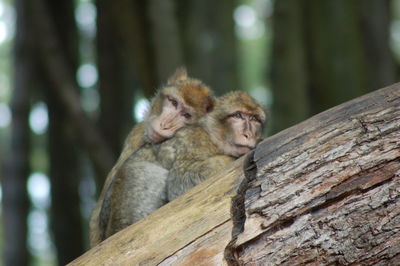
[100,91,265,240]
[89,68,214,246]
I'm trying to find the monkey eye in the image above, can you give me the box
[183,113,192,119]
[168,96,178,108]
[230,112,243,119]
[250,115,261,123]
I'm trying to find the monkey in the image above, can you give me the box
[102,91,265,239]
[163,91,266,201]
[89,68,215,246]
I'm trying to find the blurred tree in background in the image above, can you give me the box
[270,0,396,133]
[0,0,398,265]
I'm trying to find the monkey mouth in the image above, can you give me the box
[235,144,255,150]
[147,127,171,143]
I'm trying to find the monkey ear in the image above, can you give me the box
[168,67,188,84]
[206,97,215,113]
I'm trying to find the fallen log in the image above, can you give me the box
[70,84,400,265]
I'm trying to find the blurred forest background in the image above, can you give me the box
[0,0,399,265]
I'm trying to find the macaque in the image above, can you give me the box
[89,68,215,246]
[102,91,265,239]
[163,91,266,200]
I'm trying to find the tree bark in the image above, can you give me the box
[227,83,400,265]
[70,84,400,265]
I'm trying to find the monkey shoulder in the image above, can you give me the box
[155,125,219,169]
[175,125,219,158]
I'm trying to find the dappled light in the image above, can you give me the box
[0,102,10,128]
[134,98,150,123]
[29,102,48,135]
[77,63,98,88]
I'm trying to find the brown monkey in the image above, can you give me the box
[89,68,214,246]
[102,91,265,239]
[163,91,266,200]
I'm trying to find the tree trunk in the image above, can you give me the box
[148,0,184,83]
[31,0,114,181]
[111,0,159,98]
[41,0,85,264]
[96,0,135,159]
[1,0,32,264]
[70,84,399,265]
[177,0,238,95]
[270,0,310,133]
[358,0,395,90]
[270,0,396,133]
[304,0,369,113]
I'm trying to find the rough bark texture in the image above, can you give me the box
[71,84,399,265]
[228,83,400,265]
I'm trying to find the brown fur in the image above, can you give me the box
[89,68,214,246]
[164,91,265,200]
[99,91,265,241]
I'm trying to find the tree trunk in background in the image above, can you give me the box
[358,0,396,90]
[111,0,158,98]
[97,0,135,159]
[2,0,32,264]
[305,0,369,114]
[43,0,84,264]
[148,0,184,83]
[270,0,396,133]
[96,0,185,159]
[270,0,310,133]
[177,0,239,95]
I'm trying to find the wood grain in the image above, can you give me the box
[230,83,400,265]
[70,158,244,265]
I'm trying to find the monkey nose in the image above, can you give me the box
[243,131,253,139]
[160,122,170,130]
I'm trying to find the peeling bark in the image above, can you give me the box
[71,84,399,265]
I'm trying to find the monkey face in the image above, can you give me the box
[204,91,266,158]
[145,68,214,144]
[226,110,263,156]
[146,94,195,143]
